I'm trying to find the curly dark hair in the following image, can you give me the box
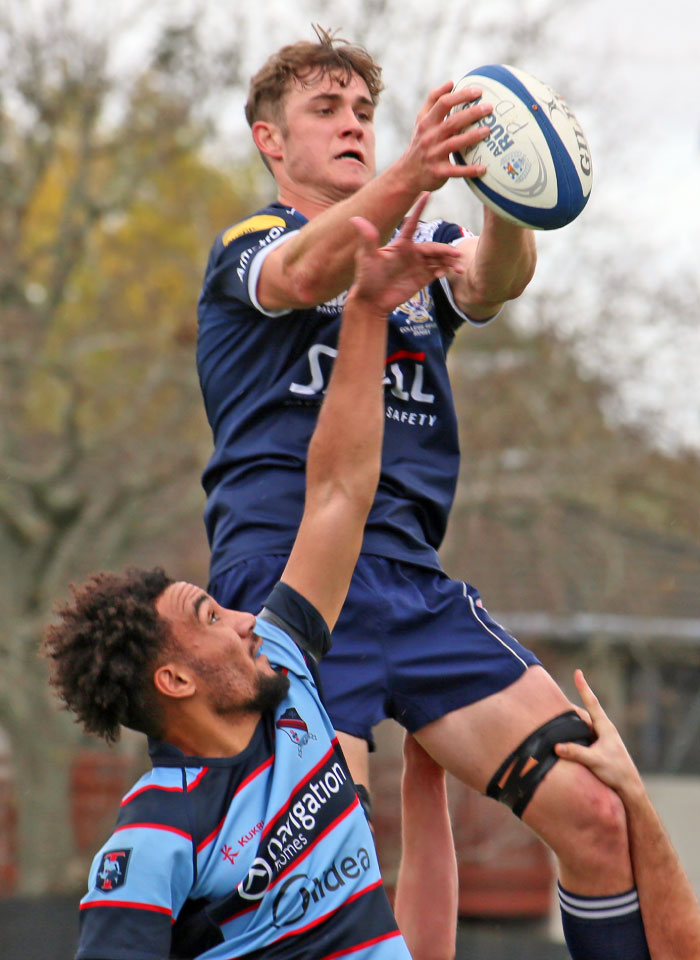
[245,24,384,129]
[43,567,175,744]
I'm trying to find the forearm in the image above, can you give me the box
[275,164,419,307]
[450,208,536,318]
[620,778,700,959]
[306,291,388,506]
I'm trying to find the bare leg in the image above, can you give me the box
[336,729,458,960]
[394,734,458,960]
[415,666,634,895]
[336,730,370,787]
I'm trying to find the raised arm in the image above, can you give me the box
[279,194,463,630]
[257,83,491,311]
[446,207,537,320]
[556,669,700,960]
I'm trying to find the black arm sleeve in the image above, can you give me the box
[258,581,332,663]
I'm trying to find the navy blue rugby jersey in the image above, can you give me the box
[76,583,409,960]
[197,202,484,581]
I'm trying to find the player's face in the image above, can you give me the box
[275,71,376,206]
[156,581,288,715]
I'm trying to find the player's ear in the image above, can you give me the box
[252,120,284,161]
[153,662,196,700]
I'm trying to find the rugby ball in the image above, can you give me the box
[451,65,592,230]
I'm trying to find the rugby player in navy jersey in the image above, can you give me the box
[195,25,654,960]
[45,198,463,960]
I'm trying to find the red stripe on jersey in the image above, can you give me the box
[114,822,191,841]
[270,879,385,945]
[196,755,274,854]
[385,350,426,364]
[187,767,209,790]
[260,744,338,842]
[321,929,403,960]
[121,767,209,805]
[79,899,172,917]
[219,797,361,926]
[121,783,181,805]
[236,754,275,794]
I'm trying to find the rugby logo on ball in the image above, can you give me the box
[451,65,592,230]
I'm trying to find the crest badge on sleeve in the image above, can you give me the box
[276,707,317,758]
[96,849,132,892]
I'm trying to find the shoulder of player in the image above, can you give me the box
[258,582,332,664]
[113,761,261,854]
[216,204,304,252]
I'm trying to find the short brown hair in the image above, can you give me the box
[245,24,383,129]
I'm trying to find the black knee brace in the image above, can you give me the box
[486,710,594,818]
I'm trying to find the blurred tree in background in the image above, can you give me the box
[0,7,259,892]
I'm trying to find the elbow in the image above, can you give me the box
[497,240,537,302]
[512,244,537,298]
[288,269,322,308]
[337,461,381,521]
[489,248,537,304]
[281,256,335,309]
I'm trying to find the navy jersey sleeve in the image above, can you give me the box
[259,581,332,663]
[199,206,304,317]
[428,219,502,342]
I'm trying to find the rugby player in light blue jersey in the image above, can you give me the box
[45,198,462,960]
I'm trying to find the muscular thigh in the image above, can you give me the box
[413,665,575,792]
[320,558,541,745]
[416,665,633,891]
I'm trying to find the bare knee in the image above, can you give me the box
[525,761,633,892]
[573,769,629,865]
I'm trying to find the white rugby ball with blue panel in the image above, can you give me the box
[451,65,592,230]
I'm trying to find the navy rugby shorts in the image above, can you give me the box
[209,554,540,750]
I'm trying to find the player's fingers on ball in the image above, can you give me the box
[446,122,491,155]
[447,99,492,135]
[416,82,453,121]
[445,160,487,180]
[443,85,484,114]
[426,81,455,107]
[426,84,476,123]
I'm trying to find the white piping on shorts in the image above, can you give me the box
[462,582,529,669]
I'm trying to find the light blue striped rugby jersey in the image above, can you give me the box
[76,583,410,960]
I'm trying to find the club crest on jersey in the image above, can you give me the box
[276,707,317,757]
[96,849,131,892]
[394,287,434,325]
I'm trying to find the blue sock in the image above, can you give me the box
[558,883,651,960]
